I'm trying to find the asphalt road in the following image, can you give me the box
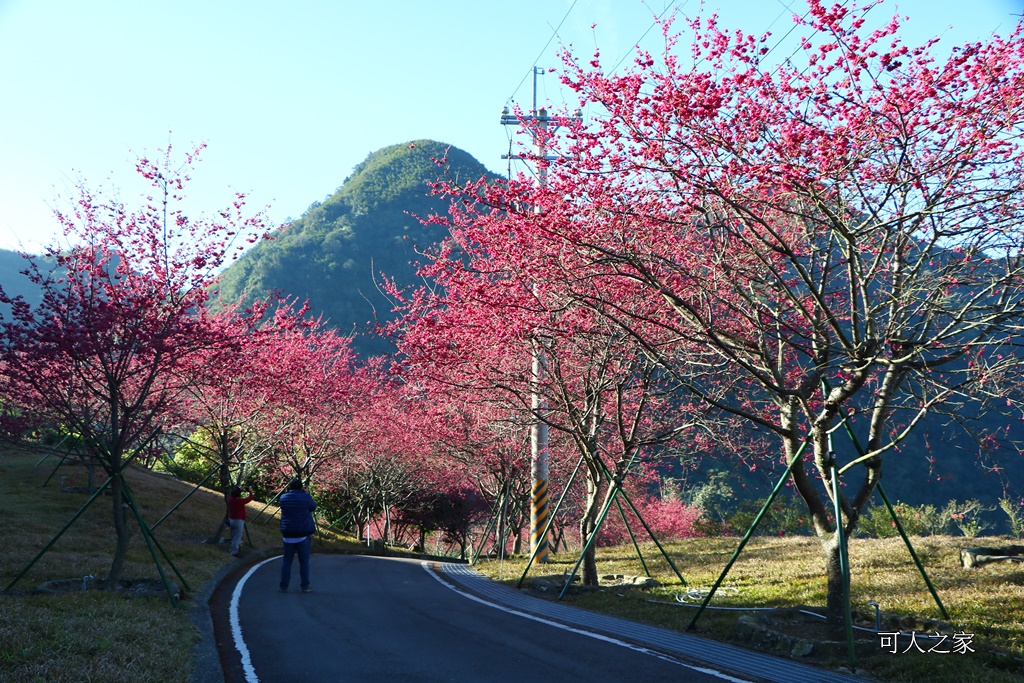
[219,554,750,682]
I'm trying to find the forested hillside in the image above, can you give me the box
[0,248,44,311]
[214,140,499,356]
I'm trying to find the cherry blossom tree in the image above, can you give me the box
[0,144,271,584]
[460,0,1024,627]
[172,299,311,540]
[389,189,691,585]
[423,395,533,555]
[249,321,366,493]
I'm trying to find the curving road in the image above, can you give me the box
[217,554,751,682]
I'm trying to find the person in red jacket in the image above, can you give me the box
[227,485,254,557]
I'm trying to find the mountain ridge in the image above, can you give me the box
[213,139,500,355]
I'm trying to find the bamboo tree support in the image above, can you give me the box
[829,395,950,620]
[41,449,73,488]
[558,472,625,600]
[828,456,857,672]
[592,455,687,587]
[471,489,505,564]
[120,477,189,606]
[252,486,288,526]
[516,454,587,588]
[35,434,77,468]
[122,478,191,592]
[41,439,91,488]
[151,468,221,530]
[322,509,355,535]
[471,488,505,566]
[686,443,805,631]
[874,483,948,619]
[3,476,114,593]
[615,496,650,578]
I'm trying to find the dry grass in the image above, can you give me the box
[475,535,1024,683]
[0,446,362,683]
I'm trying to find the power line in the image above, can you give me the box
[506,0,579,107]
[607,1,685,75]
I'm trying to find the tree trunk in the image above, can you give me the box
[579,477,600,586]
[511,507,524,554]
[208,516,229,544]
[495,495,507,557]
[550,521,565,553]
[108,474,132,585]
[821,531,849,638]
[207,461,232,543]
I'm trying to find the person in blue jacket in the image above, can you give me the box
[278,478,317,593]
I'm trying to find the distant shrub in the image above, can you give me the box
[943,499,994,538]
[160,432,214,485]
[727,493,811,537]
[999,497,1024,537]
[857,501,948,538]
[681,476,736,535]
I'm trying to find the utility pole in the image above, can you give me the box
[500,67,554,563]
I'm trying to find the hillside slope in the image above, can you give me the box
[214,140,498,356]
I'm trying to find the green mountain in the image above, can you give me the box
[214,140,499,356]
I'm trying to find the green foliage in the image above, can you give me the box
[943,499,994,537]
[998,496,1024,537]
[160,432,215,485]
[857,500,949,538]
[683,474,810,536]
[727,493,811,537]
[683,474,734,536]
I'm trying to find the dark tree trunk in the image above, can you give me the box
[207,461,232,543]
[108,473,132,585]
[511,507,524,555]
[579,477,600,586]
[821,530,851,638]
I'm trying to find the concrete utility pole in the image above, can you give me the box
[500,67,554,563]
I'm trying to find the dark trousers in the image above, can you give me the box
[280,536,311,589]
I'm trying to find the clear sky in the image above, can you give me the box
[1,0,1022,254]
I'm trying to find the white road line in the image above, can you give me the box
[230,556,279,683]
[422,562,755,683]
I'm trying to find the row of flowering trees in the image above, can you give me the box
[0,145,503,585]
[385,0,1024,631]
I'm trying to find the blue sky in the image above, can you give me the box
[1,0,1022,253]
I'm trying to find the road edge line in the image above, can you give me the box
[230,556,279,683]
[421,562,754,683]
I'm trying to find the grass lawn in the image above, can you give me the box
[0,446,362,682]
[474,530,1024,682]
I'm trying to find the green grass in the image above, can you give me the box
[474,535,1024,683]
[0,447,363,683]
